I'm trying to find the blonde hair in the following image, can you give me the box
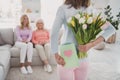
[20,14,30,29]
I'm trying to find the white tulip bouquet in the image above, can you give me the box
[67,12,106,59]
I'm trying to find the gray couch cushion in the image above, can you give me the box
[0,66,4,80]
[0,51,10,71]
[0,33,5,45]
[0,28,14,45]
[0,45,12,50]
[11,46,39,58]
[13,31,17,43]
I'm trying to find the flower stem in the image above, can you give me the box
[77,52,88,59]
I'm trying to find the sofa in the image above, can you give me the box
[0,28,105,80]
[0,28,57,80]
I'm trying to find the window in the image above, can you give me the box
[0,0,64,29]
[0,0,22,29]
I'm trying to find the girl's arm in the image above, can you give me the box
[78,22,116,52]
[50,6,65,54]
[50,6,65,66]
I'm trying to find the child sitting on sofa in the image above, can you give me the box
[32,19,52,72]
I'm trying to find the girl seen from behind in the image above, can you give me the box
[50,0,116,80]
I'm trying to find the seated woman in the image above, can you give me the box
[32,19,52,72]
[15,14,33,74]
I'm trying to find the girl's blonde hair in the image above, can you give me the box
[20,14,30,29]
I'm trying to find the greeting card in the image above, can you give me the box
[59,43,79,68]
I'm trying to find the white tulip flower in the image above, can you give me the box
[79,17,85,24]
[75,14,80,19]
[87,17,93,24]
[82,24,87,29]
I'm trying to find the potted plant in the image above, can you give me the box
[104,5,120,43]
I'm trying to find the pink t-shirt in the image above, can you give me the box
[32,29,49,44]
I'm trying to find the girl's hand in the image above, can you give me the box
[55,53,65,66]
[78,42,93,53]
[78,37,105,52]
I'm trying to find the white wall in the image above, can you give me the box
[109,0,120,31]
[41,0,63,29]
[92,0,110,9]
[89,0,120,17]
[109,0,120,17]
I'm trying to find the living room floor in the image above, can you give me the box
[6,30,120,80]
[6,66,59,80]
[6,45,120,80]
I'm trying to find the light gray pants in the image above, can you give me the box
[35,43,50,61]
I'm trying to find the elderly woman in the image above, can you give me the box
[32,19,52,72]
